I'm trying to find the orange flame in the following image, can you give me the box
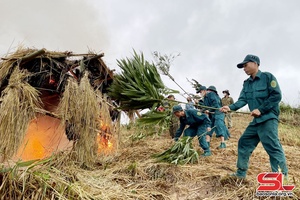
[14,115,73,161]
[107,140,113,148]
[97,119,114,154]
[15,116,114,161]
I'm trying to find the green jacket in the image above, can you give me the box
[221,96,234,106]
[175,109,211,139]
[229,70,281,124]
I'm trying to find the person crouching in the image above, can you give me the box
[172,105,212,157]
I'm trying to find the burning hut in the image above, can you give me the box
[0,47,119,165]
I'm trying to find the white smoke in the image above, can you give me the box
[0,0,109,55]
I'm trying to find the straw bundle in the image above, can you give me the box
[0,59,15,88]
[96,92,120,155]
[56,72,100,166]
[0,68,42,159]
[0,48,37,85]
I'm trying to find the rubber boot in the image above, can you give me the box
[201,151,212,157]
[218,142,226,149]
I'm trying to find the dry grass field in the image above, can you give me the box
[1,113,300,199]
[93,113,300,200]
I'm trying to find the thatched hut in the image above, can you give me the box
[0,47,118,165]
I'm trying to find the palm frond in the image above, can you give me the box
[108,50,177,110]
[137,110,171,133]
[152,136,199,165]
[138,110,170,124]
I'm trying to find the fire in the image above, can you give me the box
[14,111,114,161]
[97,119,114,154]
[19,133,45,159]
[13,93,73,161]
[107,140,113,148]
[97,133,114,154]
[14,115,73,161]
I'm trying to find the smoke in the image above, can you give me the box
[0,0,109,55]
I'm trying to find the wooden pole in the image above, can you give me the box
[19,49,46,65]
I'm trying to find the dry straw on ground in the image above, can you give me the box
[2,114,299,199]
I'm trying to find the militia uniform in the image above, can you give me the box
[203,86,230,143]
[229,55,288,178]
[173,105,211,156]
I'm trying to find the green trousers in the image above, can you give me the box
[184,126,210,152]
[236,119,288,176]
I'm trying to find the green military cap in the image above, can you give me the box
[237,54,260,68]
[207,85,217,93]
[196,85,207,93]
[172,105,183,113]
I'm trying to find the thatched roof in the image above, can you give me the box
[0,48,114,97]
[0,47,117,164]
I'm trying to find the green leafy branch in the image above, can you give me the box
[108,50,178,111]
[152,136,199,165]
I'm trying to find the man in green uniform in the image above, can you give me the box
[220,54,288,179]
[173,105,212,156]
[199,86,230,149]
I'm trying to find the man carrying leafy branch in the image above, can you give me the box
[172,105,212,157]
[198,85,230,149]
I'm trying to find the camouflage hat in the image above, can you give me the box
[237,54,260,68]
[172,105,183,113]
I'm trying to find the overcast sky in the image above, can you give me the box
[1,0,300,108]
